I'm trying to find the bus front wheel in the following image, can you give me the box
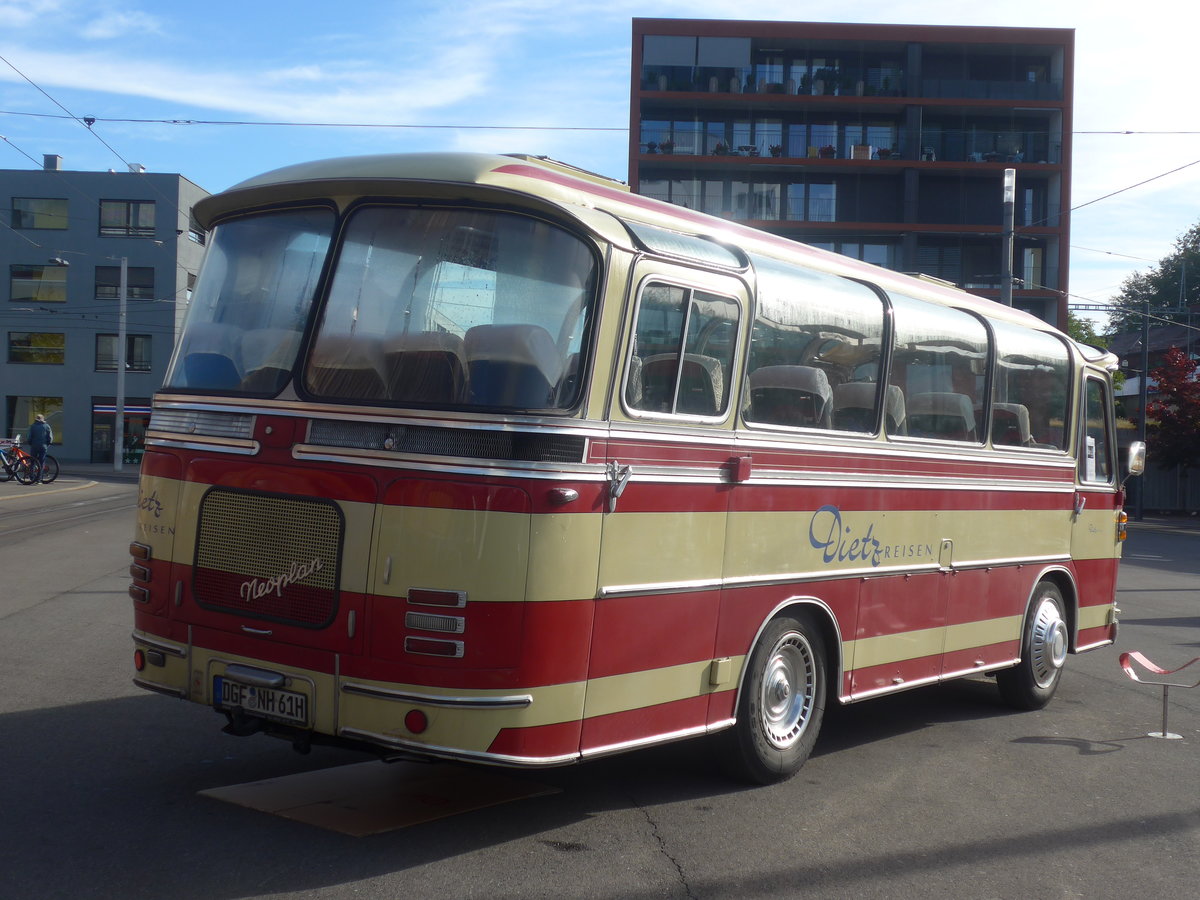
[721,614,827,784]
[997,582,1068,710]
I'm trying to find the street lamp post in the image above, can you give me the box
[1000,167,1016,307]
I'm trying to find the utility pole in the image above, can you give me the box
[115,257,127,473]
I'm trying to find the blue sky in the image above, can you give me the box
[2,0,1197,325]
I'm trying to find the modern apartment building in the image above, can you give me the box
[1,155,208,462]
[630,19,1072,326]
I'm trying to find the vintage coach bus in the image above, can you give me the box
[129,152,1144,783]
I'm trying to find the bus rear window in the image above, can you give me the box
[305,207,597,411]
[164,207,334,394]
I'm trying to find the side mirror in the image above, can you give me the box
[1125,441,1147,478]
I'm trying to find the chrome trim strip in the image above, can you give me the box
[146,437,260,456]
[131,632,187,658]
[950,554,1072,571]
[601,553,1078,599]
[292,444,605,480]
[132,677,188,699]
[579,723,715,760]
[337,727,579,767]
[153,393,609,436]
[340,682,533,709]
[599,577,725,598]
[940,659,1020,681]
[1075,638,1115,653]
[850,672,944,701]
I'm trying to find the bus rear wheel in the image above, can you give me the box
[721,614,827,784]
[997,582,1068,710]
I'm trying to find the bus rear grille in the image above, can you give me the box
[308,419,586,463]
[193,488,343,628]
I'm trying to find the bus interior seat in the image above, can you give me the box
[991,402,1032,446]
[625,353,644,407]
[884,384,907,435]
[464,323,563,408]
[748,365,831,428]
[180,322,243,390]
[641,353,726,416]
[383,331,467,403]
[907,392,977,441]
[832,381,878,432]
[556,351,581,406]
[239,327,301,394]
[306,334,387,399]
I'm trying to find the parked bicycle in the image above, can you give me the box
[0,435,42,485]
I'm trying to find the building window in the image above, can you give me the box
[8,332,65,364]
[187,210,206,245]
[95,333,152,372]
[10,264,67,303]
[7,396,63,444]
[12,197,68,229]
[99,199,156,237]
[94,266,156,301]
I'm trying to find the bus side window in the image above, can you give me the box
[744,256,885,433]
[626,282,738,418]
[1080,378,1114,483]
[989,320,1070,450]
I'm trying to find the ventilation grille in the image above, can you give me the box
[193,488,342,628]
[308,419,585,464]
[150,408,254,440]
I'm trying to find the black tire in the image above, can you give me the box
[720,613,827,784]
[13,456,40,485]
[39,455,59,484]
[997,582,1068,710]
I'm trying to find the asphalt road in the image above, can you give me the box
[1,475,1197,899]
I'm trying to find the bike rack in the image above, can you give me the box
[1119,651,1200,740]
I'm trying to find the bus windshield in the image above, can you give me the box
[165,205,599,412]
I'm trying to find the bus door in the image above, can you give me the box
[583,267,745,752]
[1071,374,1120,645]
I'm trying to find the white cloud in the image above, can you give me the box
[80,9,164,40]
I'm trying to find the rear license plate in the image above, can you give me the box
[214,675,308,725]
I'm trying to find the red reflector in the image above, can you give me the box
[404,710,428,734]
[130,564,150,582]
[134,649,146,672]
[129,542,151,560]
[129,585,149,603]
[408,588,466,608]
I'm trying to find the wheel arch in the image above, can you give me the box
[734,596,844,713]
[1029,565,1079,651]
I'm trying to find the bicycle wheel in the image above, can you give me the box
[13,456,40,485]
[39,454,59,484]
[0,455,12,482]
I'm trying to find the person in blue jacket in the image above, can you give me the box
[28,414,52,481]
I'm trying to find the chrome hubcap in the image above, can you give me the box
[759,632,817,749]
[1029,596,1068,688]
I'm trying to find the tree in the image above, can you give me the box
[1145,345,1200,476]
[1066,311,1106,348]
[1107,222,1200,334]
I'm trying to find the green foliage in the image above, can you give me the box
[1066,311,1106,348]
[1108,223,1200,333]
[1146,345,1200,471]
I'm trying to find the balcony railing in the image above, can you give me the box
[921,78,1063,101]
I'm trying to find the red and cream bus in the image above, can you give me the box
[129,152,1144,783]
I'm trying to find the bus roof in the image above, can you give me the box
[196,151,1082,348]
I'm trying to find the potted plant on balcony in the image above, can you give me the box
[659,140,674,154]
[769,144,783,157]
[819,145,836,159]
[713,142,728,155]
